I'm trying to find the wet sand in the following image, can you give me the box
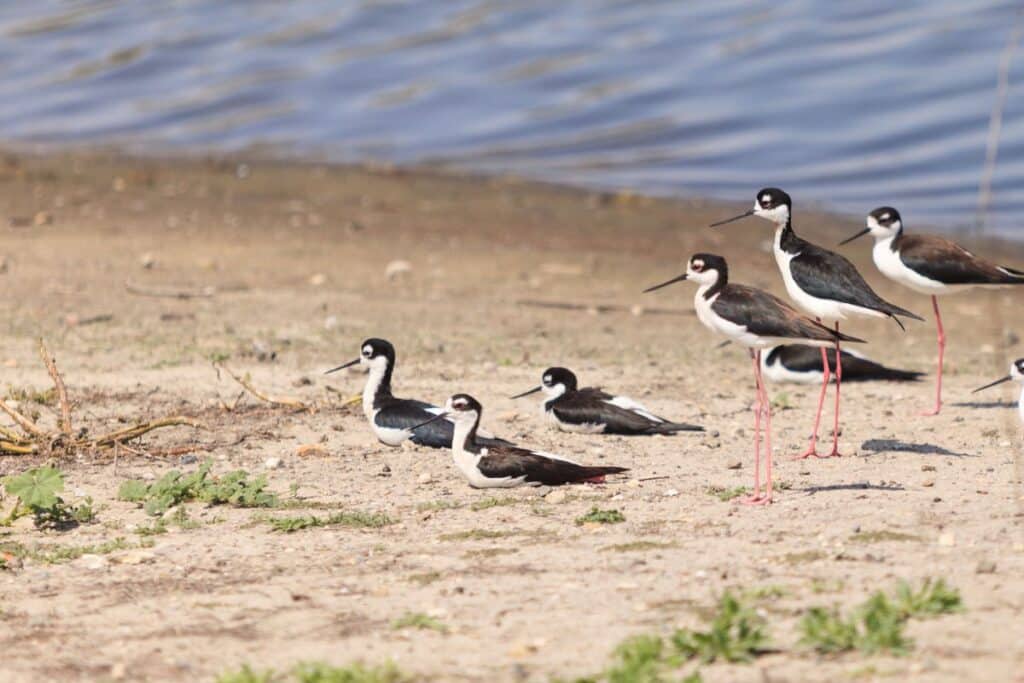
[0,151,1022,682]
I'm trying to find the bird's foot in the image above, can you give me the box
[919,405,941,417]
[791,445,821,460]
[739,493,772,506]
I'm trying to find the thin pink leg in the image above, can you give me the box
[825,329,844,457]
[794,345,830,459]
[921,296,944,416]
[742,350,773,505]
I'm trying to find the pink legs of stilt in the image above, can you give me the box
[742,349,773,505]
[795,344,831,459]
[922,296,944,416]
[825,325,844,457]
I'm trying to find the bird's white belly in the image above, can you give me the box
[873,238,950,296]
[695,291,778,349]
[453,449,529,488]
[762,361,825,385]
[371,410,410,446]
[545,408,605,434]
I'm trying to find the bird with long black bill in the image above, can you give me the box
[710,188,921,459]
[644,253,862,505]
[511,367,703,435]
[324,338,512,449]
[410,393,628,488]
[973,359,1024,424]
[761,345,924,385]
[841,207,1024,415]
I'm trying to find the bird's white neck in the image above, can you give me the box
[362,362,389,418]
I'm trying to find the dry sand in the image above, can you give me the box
[0,152,1022,682]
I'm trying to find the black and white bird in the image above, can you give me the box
[841,207,1024,415]
[711,188,921,459]
[411,393,629,488]
[973,359,1024,424]
[644,253,862,505]
[324,338,512,449]
[510,367,703,435]
[761,345,924,385]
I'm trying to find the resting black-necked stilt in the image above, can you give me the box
[841,207,1024,415]
[510,367,704,435]
[973,359,1024,423]
[761,345,924,385]
[710,188,921,459]
[411,394,629,488]
[644,253,862,505]
[325,338,512,449]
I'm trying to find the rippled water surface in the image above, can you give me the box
[0,1,1021,235]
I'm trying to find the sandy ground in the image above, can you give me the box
[0,152,1022,682]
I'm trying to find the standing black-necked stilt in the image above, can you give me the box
[973,359,1024,423]
[710,188,921,459]
[841,207,1024,415]
[644,253,862,504]
[325,338,512,449]
[761,345,924,385]
[411,394,629,488]
[510,367,704,435]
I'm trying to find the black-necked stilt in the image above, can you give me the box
[973,359,1024,423]
[411,393,629,488]
[644,253,862,504]
[510,367,704,435]
[841,207,1024,415]
[761,345,924,385]
[324,338,512,449]
[710,188,922,459]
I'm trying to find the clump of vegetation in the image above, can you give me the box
[891,578,962,618]
[602,541,674,553]
[1,536,151,565]
[118,460,277,516]
[266,510,393,533]
[800,578,961,656]
[439,528,516,541]
[705,485,748,502]
[391,611,448,633]
[217,661,408,683]
[672,591,770,664]
[135,506,200,536]
[1,466,95,529]
[415,500,461,513]
[576,507,625,525]
[470,496,520,511]
[849,529,921,544]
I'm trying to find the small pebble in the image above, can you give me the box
[726,461,742,470]
[264,457,283,469]
[975,560,997,574]
[546,489,569,504]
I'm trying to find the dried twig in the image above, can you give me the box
[0,397,46,438]
[91,416,203,447]
[214,363,312,412]
[125,280,216,299]
[0,440,36,455]
[38,338,72,436]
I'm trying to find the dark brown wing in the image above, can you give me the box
[551,392,658,434]
[716,285,864,343]
[896,234,1024,285]
[478,447,628,485]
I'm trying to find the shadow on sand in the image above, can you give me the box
[951,400,1016,409]
[802,481,905,495]
[859,438,973,458]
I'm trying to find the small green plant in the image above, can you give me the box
[470,496,519,511]
[216,664,275,683]
[118,460,277,516]
[606,635,665,683]
[800,592,911,656]
[267,510,393,533]
[294,661,407,683]
[576,507,625,525]
[2,466,95,529]
[391,611,448,633]
[671,591,770,663]
[439,528,515,541]
[891,578,962,618]
[705,485,748,502]
[415,500,461,513]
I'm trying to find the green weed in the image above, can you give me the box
[576,507,625,525]
[267,510,394,533]
[891,578,962,618]
[2,466,95,529]
[470,496,520,511]
[705,485,748,502]
[391,612,448,633]
[118,460,277,516]
[671,591,770,663]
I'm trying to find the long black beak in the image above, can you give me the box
[839,227,871,246]
[643,273,687,293]
[324,358,360,374]
[709,209,754,227]
[510,386,542,399]
[973,375,1012,394]
[409,412,451,431]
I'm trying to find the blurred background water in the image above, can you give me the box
[0,0,1021,236]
